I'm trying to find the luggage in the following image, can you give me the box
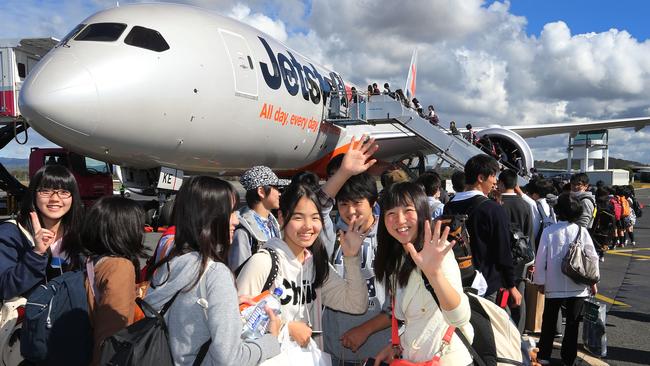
[582,297,607,357]
[99,296,177,366]
[618,196,631,218]
[100,262,213,366]
[524,282,544,334]
[561,227,600,286]
[422,274,525,366]
[0,297,26,366]
[21,267,95,365]
[438,195,490,288]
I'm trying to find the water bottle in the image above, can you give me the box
[241,288,283,339]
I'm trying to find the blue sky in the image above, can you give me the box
[1,0,650,164]
[506,0,650,41]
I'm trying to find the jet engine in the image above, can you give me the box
[476,127,534,176]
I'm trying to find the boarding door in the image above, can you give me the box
[219,29,259,99]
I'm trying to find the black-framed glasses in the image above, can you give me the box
[37,188,72,199]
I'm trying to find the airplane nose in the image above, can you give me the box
[20,51,99,136]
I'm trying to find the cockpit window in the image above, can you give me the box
[57,23,86,48]
[75,23,127,42]
[124,26,170,52]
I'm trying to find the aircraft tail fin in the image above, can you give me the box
[404,49,418,101]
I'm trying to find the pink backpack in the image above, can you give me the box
[610,197,622,220]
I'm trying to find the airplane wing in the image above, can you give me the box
[499,117,650,138]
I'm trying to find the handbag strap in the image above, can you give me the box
[193,261,214,366]
[572,225,582,246]
[390,294,458,365]
[390,296,401,352]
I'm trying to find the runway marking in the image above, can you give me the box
[607,251,650,260]
[612,248,650,252]
[595,294,630,307]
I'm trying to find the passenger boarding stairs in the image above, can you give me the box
[325,93,487,172]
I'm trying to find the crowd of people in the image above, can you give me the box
[1,141,635,366]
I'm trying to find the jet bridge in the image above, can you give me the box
[326,93,489,173]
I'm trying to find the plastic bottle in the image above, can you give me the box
[241,288,283,340]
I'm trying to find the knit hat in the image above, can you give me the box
[240,166,287,191]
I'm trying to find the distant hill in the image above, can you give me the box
[0,157,28,170]
[535,157,647,170]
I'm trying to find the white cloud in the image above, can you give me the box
[227,4,288,42]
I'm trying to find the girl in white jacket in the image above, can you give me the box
[373,182,473,365]
[534,192,599,365]
[236,183,369,348]
[237,136,377,348]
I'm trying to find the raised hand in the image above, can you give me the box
[338,216,367,257]
[30,211,55,255]
[339,135,379,177]
[404,220,455,277]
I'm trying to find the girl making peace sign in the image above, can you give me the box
[0,164,83,300]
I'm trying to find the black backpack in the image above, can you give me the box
[99,295,177,366]
[632,197,643,218]
[440,195,490,288]
[509,225,534,268]
[100,263,213,366]
[235,224,261,255]
[589,207,616,247]
[234,247,280,293]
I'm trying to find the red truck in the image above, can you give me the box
[29,147,113,208]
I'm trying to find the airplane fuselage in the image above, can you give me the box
[19,4,370,175]
[20,3,556,179]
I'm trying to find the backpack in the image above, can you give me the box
[619,196,631,218]
[0,297,26,366]
[234,248,280,293]
[609,197,622,221]
[509,225,534,268]
[632,197,643,218]
[235,224,261,256]
[0,220,32,366]
[589,207,616,248]
[99,262,214,366]
[440,195,490,288]
[20,263,95,365]
[422,274,525,366]
[535,200,555,248]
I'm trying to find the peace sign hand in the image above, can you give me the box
[30,212,55,255]
[339,216,367,257]
[339,135,379,177]
[404,220,455,277]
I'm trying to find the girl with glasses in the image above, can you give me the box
[0,164,83,300]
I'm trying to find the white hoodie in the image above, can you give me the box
[236,237,368,333]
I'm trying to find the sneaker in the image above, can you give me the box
[632,241,636,246]
[600,256,605,262]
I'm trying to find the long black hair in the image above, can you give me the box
[279,183,330,289]
[375,182,431,289]
[17,164,83,253]
[151,176,238,290]
[78,196,147,277]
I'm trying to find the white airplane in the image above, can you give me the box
[17,3,650,192]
